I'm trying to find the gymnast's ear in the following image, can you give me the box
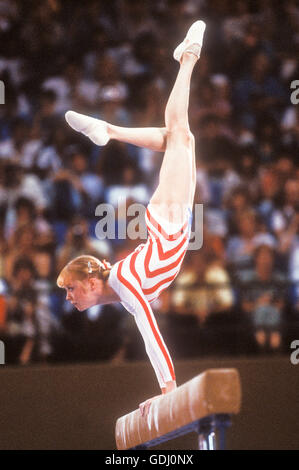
[87,276,103,291]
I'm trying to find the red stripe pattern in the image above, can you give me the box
[117,260,175,382]
[108,204,191,388]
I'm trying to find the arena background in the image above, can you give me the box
[0,0,298,450]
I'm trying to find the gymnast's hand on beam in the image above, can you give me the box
[139,395,161,418]
[139,381,177,417]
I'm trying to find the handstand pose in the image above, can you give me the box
[57,21,206,416]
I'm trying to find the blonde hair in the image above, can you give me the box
[56,255,111,288]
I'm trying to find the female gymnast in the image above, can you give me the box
[57,20,206,417]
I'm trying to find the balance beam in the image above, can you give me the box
[115,368,241,450]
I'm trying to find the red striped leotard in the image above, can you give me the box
[108,203,192,389]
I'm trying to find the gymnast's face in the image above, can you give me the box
[64,276,102,311]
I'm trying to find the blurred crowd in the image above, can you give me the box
[0,0,298,365]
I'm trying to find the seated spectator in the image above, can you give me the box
[204,255,235,315]
[0,227,7,279]
[32,248,60,361]
[5,288,38,365]
[165,250,209,358]
[0,161,48,233]
[42,61,85,114]
[3,258,38,364]
[281,103,299,149]
[224,185,253,236]
[192,76,232,126]
[0,117,30,162]
[105,160,150,208]
[67,146,104,209]
[233,51,287,130]
[14,196,36,229]
[210,74,233,123]
[117,0,156,43]
[274,149,296,187]
[4,196,53,243]
[56,215,110,273]
[226,209,262,278]
[34,89,61,139]
[222,4,254,47]
[206,153,241,208]
[50,167,91,222]
[255,164,281,232]
[32,125,65,179]
[255,114,281,163]
[171,245,234,319]
[128,75,166,129]
[5,224,37,282]
[285,208,299,312]
[2,119,45,172]
[240,244,287,353]
[87,53,130,125]
[167,246,234,357]
[95,140,133,186]
[170,250,209,325]
[272,178,299,242]
[235,146,260,204]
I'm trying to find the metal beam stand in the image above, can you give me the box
[131,413,232,450]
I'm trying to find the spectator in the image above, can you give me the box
[0,117,30,162]
[281,103,299,149]
[5,224,37,283]
[6,196,52,242]
[0,161,48,233]
[240,244,287,353]
[233,51,287,130]
[32,248,60,362]
[255,165,281,232]
[272,178,299,243]
[226,209,258,277]
[34,125,65,179]
[4,258,38,364]
[67,146,104,209]
[225,185,253,236]
[171,250,209,324]
[5,288,38,365]
[105,161,150,208]
[235,145,260,199]
[56,215,110,273]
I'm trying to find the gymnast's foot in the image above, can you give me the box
[65,110,110,146]
[173,20,206,63]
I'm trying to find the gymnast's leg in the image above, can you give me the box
[148,20,206,224]
[65,21,204,209]
[149,53,200,224]
[106,125,167,152]
[65,109,167,152]
[65,21,205,156]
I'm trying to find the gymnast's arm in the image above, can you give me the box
[132,296,177,416]
[139,380,177,418]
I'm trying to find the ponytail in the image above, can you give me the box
[57,255,111,288]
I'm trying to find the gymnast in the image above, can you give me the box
[57,20,206,417]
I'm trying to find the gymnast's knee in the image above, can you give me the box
[165,128,194,148]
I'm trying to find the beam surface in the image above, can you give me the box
[115,368,241,450]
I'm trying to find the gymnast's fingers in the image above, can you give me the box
[139,399,151,417]
[139,400,146,417]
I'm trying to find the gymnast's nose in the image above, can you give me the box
[66,291,73,301]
